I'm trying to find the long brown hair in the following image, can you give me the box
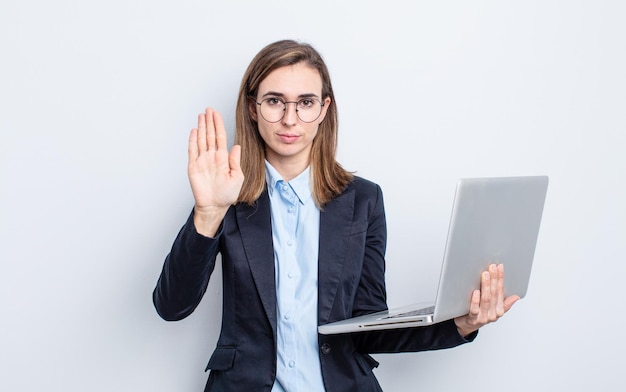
[235,39,353,208]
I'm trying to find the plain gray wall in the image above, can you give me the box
[1,0,624,390]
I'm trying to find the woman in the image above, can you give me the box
[153,39,518,391]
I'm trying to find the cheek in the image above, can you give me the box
[256,123,272,143]
[308,125,321,140]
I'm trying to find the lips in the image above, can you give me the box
[277,133,300,143]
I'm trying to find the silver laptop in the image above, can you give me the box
[318,176,549,335]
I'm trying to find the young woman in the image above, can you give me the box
[153,39,518,392]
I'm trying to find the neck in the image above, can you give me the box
[266,155,309,182]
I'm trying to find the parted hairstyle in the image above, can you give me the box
[235,39,353,208]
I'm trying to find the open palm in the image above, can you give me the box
[188,108,244,236]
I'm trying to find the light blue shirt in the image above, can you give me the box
[265,161,324,392]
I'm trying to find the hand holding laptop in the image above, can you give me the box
[453,263,520,337]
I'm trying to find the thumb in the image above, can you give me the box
[503,295,521,312]
[229,145,243,175]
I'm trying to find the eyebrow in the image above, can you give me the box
[261,91,320,99]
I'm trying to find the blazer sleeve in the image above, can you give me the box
[353,319,477,354]
[153,210,222,321]
[349,182,477,353]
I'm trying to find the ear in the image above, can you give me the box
[248,97,258,122]
[318,96,332,124]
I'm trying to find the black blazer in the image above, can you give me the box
[154,176,475,391]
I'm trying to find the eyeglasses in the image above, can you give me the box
[253,97,325,123]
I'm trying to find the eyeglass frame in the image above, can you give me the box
[250,96,326,123]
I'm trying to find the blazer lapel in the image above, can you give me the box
[235,192,277,335]
[318,187,355,325]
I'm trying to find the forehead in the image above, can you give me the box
[258,63,323,97]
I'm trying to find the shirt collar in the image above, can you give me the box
[265,160,312,205]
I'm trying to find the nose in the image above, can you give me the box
[282,101,298,126]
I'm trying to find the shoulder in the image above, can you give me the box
[345,175,383,197]
[340,176,385,214]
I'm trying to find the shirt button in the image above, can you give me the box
[287,240,293,246]
[288,360,295,368]
[321,343,331,355]
[284,313,291,320]
[288,206,295,213]
[288,272,295,278]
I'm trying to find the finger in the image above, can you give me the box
[189,128,199,162]
[212,110,228,152]
[488,264,500,319]
[480,270,492,315]
[489,264,498,297]
[205,107,217,151]
[198,113,208,152]
[496,264,506,316]
[469,289,481,317]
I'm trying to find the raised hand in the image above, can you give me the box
[454,264,520,337]
[188,108,244,237]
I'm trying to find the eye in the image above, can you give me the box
[265,98,283,106]
[299,99,314,108]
